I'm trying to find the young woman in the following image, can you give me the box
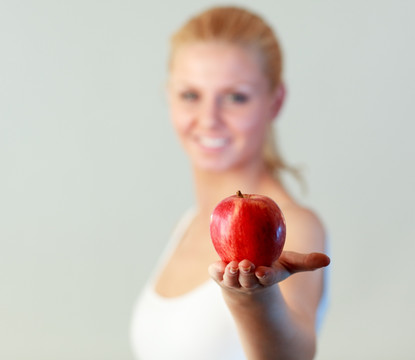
[131,6,330,360]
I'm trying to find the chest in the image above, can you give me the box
[155,217,220,297]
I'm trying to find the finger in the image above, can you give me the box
[238,260,260,290]
[278,251,331,274]
[222,261,240,288]
[305,252,331,268]
[255,265,290,286]
[255,252,330,286]
[208,261,227,283]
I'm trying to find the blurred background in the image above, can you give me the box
[1,0,414,359]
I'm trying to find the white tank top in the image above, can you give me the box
[130,209,329,360]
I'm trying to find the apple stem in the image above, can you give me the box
[236,190,244,198]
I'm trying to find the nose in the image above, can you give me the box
[197,96,222,129]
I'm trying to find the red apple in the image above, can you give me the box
[210,190,286,266]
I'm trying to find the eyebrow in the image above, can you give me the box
[170,80,263,91]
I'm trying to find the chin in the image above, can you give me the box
[188,146,258,173]
[191,158,232,173]
[192,156,252,174]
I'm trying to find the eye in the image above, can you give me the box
[226,92,249,104]
[180,91,199,102]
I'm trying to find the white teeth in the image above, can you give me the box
[198,136,228,149]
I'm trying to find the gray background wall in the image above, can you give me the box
[1,0,414,359]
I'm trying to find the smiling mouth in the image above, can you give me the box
[197,136,229,149]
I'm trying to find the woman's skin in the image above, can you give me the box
[155,41,330,360]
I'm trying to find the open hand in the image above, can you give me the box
[208,251,330,293]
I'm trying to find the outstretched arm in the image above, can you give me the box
[208,205,330,360]
[208,252,330,360]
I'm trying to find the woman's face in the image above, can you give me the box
[167,42,279,173]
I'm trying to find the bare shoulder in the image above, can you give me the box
[279,203,327,253]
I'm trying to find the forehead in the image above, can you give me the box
[169,42,266,87]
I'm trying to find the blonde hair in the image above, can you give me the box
[169,6,301,182]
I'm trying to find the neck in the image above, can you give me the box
[192,162,276,216]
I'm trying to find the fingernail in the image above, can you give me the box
[241,265,251,273]
[229,267,238,275]
[260,272,268,279]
